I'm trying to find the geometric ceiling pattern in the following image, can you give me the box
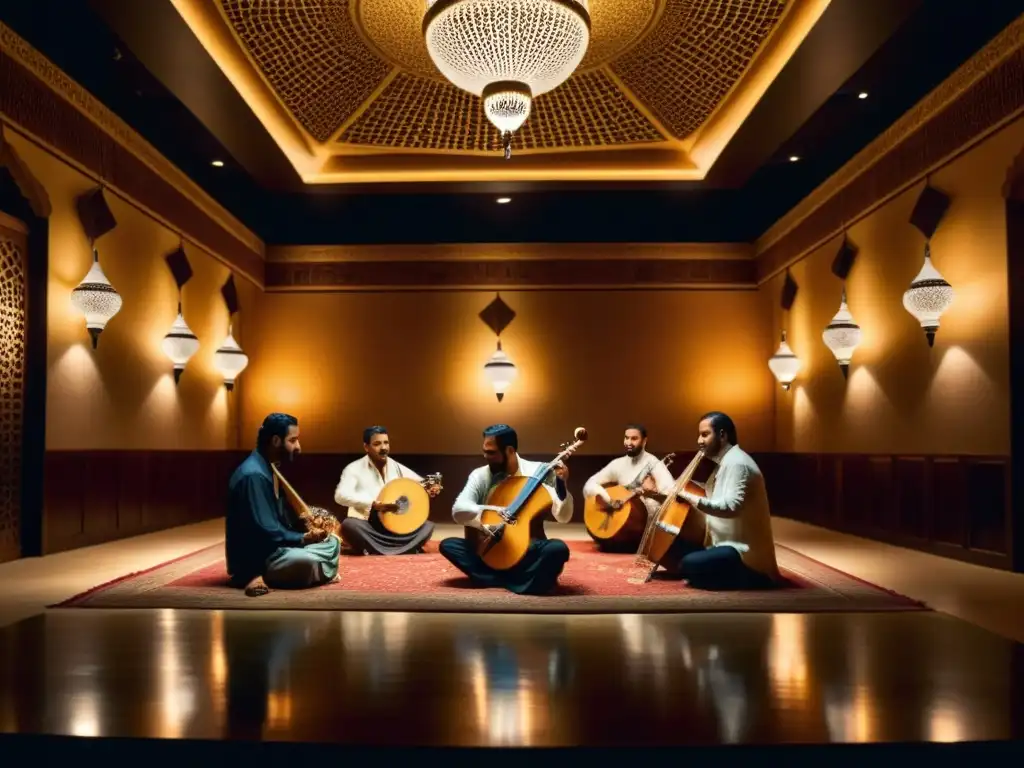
[193,0,819,182]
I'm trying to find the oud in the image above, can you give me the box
[373,473,443,535]
[271,463,340,539]
[628,450,715,583]
[471,427,588,570]
[583,453,676,550]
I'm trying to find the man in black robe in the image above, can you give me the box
[225,413,341,597]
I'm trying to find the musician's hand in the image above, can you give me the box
[610,498,625,511]
[482,523,503,538]
[554,461,569,481]
[641,476,657,495]
[302,528,328,545]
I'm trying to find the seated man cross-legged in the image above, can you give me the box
[225,413,341,597]
[643,411,781,590]
[438,424,572,596]
[333,425,438,555]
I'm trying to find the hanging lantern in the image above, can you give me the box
[213,324,249,391]
[903,243,954,347]
[768,331,801,391]
[70,248,122,349]
[822,288,863,378]
[161,304,200,384]
[483,340,518,402]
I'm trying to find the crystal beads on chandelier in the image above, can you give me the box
[423,0,591,158]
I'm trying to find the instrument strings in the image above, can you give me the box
[632,450,704,567]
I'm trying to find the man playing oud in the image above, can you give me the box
[582,423,676,551]
[334,426,438,555]
[642,411,780,589]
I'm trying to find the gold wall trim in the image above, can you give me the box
[0,21,264,260]
[755,12,1024,269]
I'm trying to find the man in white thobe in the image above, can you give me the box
[643,411,780,589]
[582,423,676,550]
[333,426,438,555]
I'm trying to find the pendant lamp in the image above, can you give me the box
[822,288,862,378]
[768,330,801,391]
[162,302,200,384]
[479,293,518,402]
[71,248,123,349]
[213,322,249,391]
[902,243,954,347]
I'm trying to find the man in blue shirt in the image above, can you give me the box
[226,413,341,597]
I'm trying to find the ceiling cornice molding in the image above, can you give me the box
[754,11,1024,282]
[0,20,265,281]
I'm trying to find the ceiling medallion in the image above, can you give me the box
[422,0,592,159]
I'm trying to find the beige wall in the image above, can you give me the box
[241,288,776,455]
[762,117,1023,456]
[5,131,260,451]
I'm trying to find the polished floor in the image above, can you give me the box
[0,520,1022,756]
[0,609,1021,747]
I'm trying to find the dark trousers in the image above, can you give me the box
[340,515,434,556]
[668,539,775,590]
[439,537,570,595]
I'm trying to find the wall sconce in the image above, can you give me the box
[769,330,801,391]
[768,271,801,391]
[161,245,199,384]
[822,236,862,378]
[71,188,122,349]
[479,292,518,402]
[71,248,122,349]
[213,274,248,391]
[904,183,954,347]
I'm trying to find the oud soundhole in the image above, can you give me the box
[394,496,409,514]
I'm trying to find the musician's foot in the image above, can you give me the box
[244,576,270,597]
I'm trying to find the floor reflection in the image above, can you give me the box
[0,609,1019,746]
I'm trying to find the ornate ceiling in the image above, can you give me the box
[173,0,831,183]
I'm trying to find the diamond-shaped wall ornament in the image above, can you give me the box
[221,274,240,315]
[165,246,193,289]
[479,293,516,336]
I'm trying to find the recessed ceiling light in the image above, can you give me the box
[211,160,224,167]
[789,155,800,163]
[858,91,869,100]
[496,197,512,204]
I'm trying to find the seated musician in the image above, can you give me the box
[333,426,438,555]
[583,423,675,544]
[438,424,572,595]
[642,411,780,589]
[225,413,341,597]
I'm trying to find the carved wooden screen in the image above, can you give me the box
[0,213,27,563]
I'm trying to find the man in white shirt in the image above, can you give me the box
[333,426,439,555]
[643,411,780,589]
[582,423,676,551]
[439,424,572,595]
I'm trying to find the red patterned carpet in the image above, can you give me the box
[54,539,927,614]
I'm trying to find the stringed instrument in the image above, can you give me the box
[583,453,676,550]
[271,463,341,539]
[374,473,443,535]
[628,450,716,583]
[471,427,588,570]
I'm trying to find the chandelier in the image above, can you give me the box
[423,0,592,158]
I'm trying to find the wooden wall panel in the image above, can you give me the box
[766,452,1012,570]
[41,449,1013,571]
